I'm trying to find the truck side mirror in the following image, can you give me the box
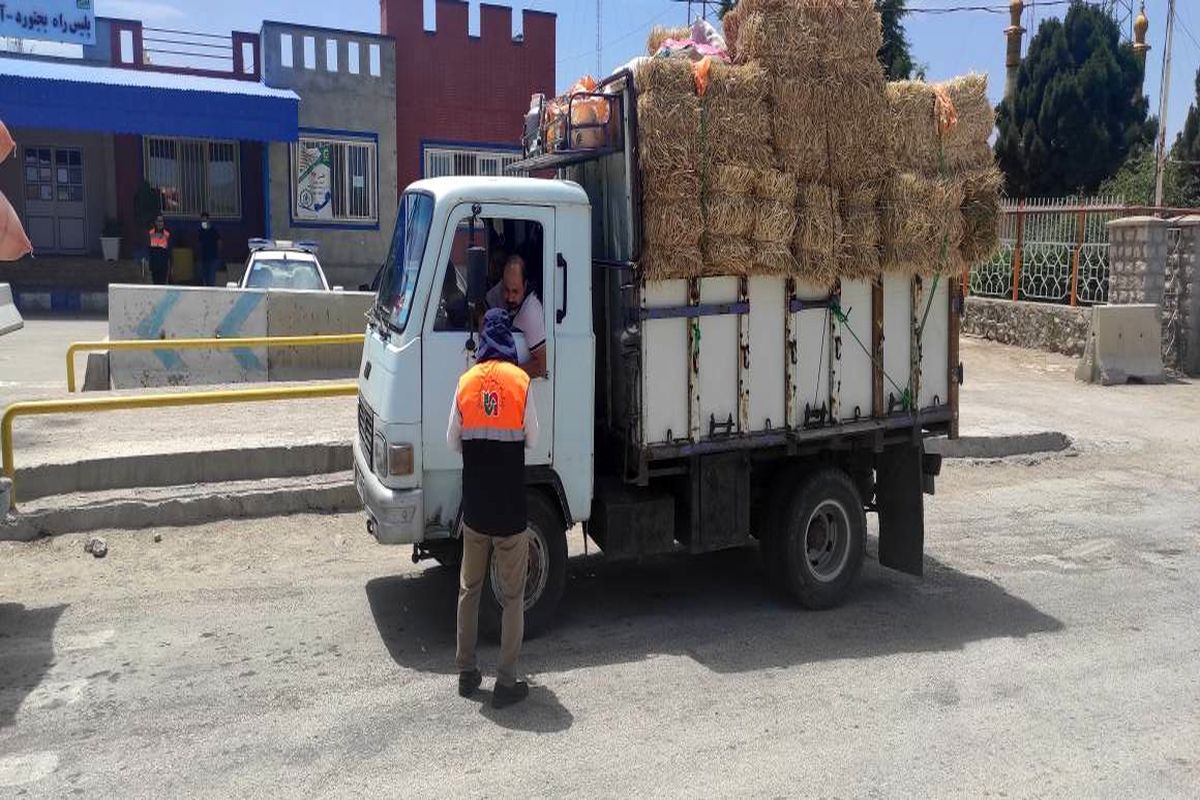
[466,246,488,306]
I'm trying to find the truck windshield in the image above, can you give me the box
[376,191,435,333]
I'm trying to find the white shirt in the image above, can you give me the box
[486,285,547,352]
[446,388,539,454]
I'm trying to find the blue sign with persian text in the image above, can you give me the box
[0,1,95,45]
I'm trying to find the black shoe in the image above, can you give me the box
[492,680,529,709]
[458,669,482,698]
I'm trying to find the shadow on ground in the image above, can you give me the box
[365,542,1063,680]
[0,603,67,727]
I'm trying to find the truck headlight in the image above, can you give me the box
[373,433,414,478]
[373,433,388,478]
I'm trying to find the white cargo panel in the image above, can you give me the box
[790,280,832,428]
[882,272,912,413]
[699,277,740,436]
[638,273,952,447]
[747,276,786,431]
[918,276,951,409]
[641,279,688,444]
[832,279,874,422]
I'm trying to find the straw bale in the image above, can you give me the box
[634,57,697,96]
[713,164,760,196]
[839,181,881,251]
[752,242,797,276]
[647,25,690,55]
[642,246,704,281]
[960,165,1003,264]
[703,63,774,170]
[757,169,798,205]
[771,81,829,183]
[880,173,965,276]
[755,200,797,244]
[706,195,758,237]
[703,234,755,276]
[887,74,996,176]
[736,1,882,78]
[643,196,703,248]
[722,3,744,59]
[793,182,842,285]
[638,91,702,200]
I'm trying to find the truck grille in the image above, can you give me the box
[358,396,374,466]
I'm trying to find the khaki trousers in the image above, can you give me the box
[456,527,529,686]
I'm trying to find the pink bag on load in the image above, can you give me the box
[0,191,33,261]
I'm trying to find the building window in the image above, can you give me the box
[291,134,378,224]
[423,146,522,179]
[143,137,241,218]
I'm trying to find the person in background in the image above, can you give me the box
[197,212,221,287]
[485,255,547,379]
[147,215,171,285]
[447,308,539,709]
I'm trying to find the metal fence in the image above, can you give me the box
[969,196,1127,306]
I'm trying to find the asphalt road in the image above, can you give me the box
[2,422,1198,797]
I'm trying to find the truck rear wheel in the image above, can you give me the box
[770,468,866,610]
[480,491,567,640]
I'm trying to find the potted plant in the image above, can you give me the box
[100,217,121,261]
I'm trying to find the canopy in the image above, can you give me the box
[0,57,299,142]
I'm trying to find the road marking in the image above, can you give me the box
[0,752,58,787]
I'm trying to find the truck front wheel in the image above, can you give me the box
[479,491,568,640]
[770,468,866,610]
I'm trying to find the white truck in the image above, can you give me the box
[354,73,959,634]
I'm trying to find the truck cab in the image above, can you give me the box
[354,177,594,632]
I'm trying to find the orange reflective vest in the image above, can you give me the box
[148,228,170,249]
[455,360,531,443]
[455,359,531,536]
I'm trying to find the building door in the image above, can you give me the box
[22,146,87,255]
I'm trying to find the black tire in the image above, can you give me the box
[771,468,866,610]
[426,539,462,570]
[479,491,568,640]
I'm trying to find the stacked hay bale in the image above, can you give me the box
[701,62,774,275]
[646,25,690,54]
[883,74,1000,275]
[731,0,888,287]
[635,58,704,279]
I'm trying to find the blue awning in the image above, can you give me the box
[0,57,299,142]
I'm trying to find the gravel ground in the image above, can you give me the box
[0,340,1197,798]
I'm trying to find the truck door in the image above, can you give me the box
[420,203,556,525]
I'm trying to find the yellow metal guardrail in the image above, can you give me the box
[66,333,366,392]
[2,383,358,509]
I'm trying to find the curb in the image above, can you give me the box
[2,473,360,541]
[927,431,1073,460]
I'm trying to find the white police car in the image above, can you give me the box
[229,239,341,291]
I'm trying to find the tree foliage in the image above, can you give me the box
[1170,67,1200,207]
[876,0,914,80]
[1098,144,1184,207]
[995,5,1153,198]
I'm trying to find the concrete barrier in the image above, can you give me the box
[1076,304,1166,385]
[0,283,22,336]
[107,284,371,388]
[266,291,372,381]
[110,285,269,387]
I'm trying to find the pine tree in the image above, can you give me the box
[1170,68,1200,207]
[995,5,1152,198]
[876,0,914,80]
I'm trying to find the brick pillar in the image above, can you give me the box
[1167,216,1200,374]
[1107,216,1168,307]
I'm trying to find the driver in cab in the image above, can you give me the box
[486,255,547,379]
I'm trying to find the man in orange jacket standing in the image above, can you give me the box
[447,308,539,708]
